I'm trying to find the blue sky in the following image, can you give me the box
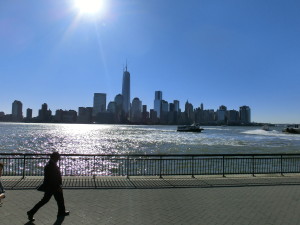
[0,0,299,123]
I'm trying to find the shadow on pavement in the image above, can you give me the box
[3,176,300,190]
[53,216,65,225]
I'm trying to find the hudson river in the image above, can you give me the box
[1,122,300,155]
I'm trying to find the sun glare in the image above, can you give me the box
[74,0,105,15]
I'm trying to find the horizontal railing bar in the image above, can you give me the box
[2,153,300,177]
[2,153,300,157]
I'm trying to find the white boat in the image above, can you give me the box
[262,125,270,131]
[282,125,300,134]
[177,124,204,132]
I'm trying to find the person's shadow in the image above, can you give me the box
[24,216,65,225]
[53,216,65,225]
[24,222,35,225]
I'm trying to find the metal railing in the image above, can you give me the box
[1,153,300,178]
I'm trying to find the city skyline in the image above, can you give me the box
[1,64,251,125]
[0,88,252,126]
[1,64,253,124]
[0,1,300,123]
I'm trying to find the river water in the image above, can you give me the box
[1,122,300,155]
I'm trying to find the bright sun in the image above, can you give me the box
[74,0,105,15]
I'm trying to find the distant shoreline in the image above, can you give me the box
[0,121,278,126]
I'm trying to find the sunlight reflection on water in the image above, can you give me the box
[1,123,300,154]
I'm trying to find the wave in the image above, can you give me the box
[242,129,300,139]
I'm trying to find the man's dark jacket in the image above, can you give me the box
[42,159,62,192]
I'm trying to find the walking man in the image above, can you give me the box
[27,152,70,221]
[0,162,5,207]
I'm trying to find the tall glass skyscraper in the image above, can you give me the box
[154,91,162,118]
[122,66,130,115]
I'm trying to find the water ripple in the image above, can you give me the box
[0,123,300,154]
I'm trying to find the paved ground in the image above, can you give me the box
[1,175,300,225]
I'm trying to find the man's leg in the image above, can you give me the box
[54,190,67,216]
[28,192,53,215]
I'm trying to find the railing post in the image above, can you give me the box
[280,155,283,176]
[159,156,162,178]
[22,154,26,179]
[222,156,225,177]
[126,155,129,179]
[192,156,195,178]
[252,155,255,177]
[93,155,96,181]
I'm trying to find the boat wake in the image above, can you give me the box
[242,129,300,140]
[242,129,279,136]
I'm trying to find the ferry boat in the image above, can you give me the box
[282,125,300,134]
[177,124,204,132]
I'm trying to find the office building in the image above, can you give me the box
[77,107,93,123]
[114,94,123,109]
[150,109,158,124]
[239,105,251,124]
[93,93,106,116]
[26,108,32,120]
[122,66,130,115]
[38,103,52,122]
[185,100,194,122]
[154,91,162,118]
[169,103,175,112]
[216,105,227,123]
[173,100,180,112]
[12,100,23,121]
[114,94,123,123]
[131,97,142,123]
[55,109,77,123]
[107,101,116,113]
[227,110,239,125]
[142,105,149,123]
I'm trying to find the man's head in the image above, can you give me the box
[50,152,60,162]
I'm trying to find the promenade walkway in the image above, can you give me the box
[1,175,300,225]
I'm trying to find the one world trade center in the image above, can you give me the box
[122,65,130,118]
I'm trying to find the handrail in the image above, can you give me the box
[1,153,300,177]
[1,153,300,157]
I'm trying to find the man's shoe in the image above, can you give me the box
[57,211,70,217]
[27,211,35,222]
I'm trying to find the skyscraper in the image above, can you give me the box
[38,103,52,122]
[239,105,251,124]
[26,108,32,120]
[93,93,106,116]
[122,66,130,116]
[12,100,23,121]
[154,91,162,118]
[131,97,142,122]
[173,100,180,112]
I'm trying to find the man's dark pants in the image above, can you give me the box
[29,190,66,215]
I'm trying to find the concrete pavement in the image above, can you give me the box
[1,175,300,225]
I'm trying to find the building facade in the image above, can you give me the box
[131,97,142,123]
[26,108,32,120]
[154,91,162,118]
[77,107,93,123]
[239,105,251,124]
[12,100,23,121]
[93,93,106,117]
[122,66,130,116]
